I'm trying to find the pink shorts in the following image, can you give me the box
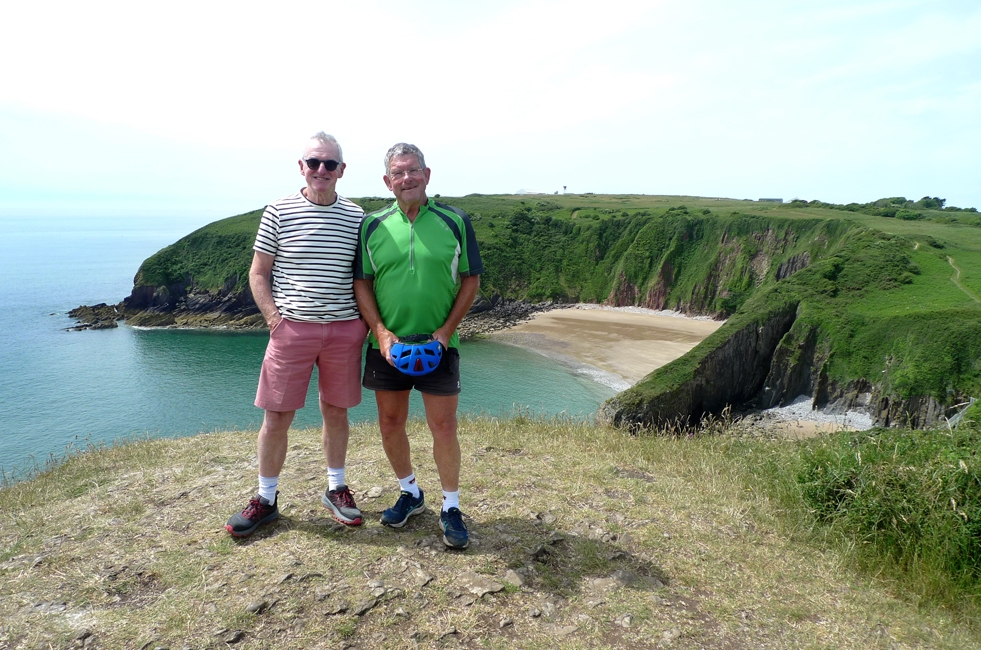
[255,318,368,411]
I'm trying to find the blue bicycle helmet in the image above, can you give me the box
[390,334,444,376]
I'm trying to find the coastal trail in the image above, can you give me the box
[947,256,981,303]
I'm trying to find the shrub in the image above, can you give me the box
[896,210,923,221]
[796,425,981,590]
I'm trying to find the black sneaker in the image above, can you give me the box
[439,507,469,549]
[380,490,425,528]
[225,492,279,537]
[322,485,363,525]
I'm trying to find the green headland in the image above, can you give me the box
[86,193,981,431]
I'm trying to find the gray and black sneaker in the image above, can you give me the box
[380,490,425,527]
[225,492,279,537]
[439,507,469,549]
[322,485,363,525]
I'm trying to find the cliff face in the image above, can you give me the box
[599,293,969,431]
[600,224,981,430]
[121,276,262,328]
[599,297,800,430]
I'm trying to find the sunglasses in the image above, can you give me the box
[304,158,341,172]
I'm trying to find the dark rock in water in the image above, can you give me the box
[71,286,265,331]
[70,290,561,336]
[66,303,123,331]
[87,320,119,330]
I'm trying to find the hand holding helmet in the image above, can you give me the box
[389,334,444,376]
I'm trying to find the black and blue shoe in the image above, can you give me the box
[439,507,469,549]
[380,490,425,527]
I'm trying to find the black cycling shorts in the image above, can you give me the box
[362,346,461,396]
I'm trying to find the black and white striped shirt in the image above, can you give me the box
[254,191,364,322]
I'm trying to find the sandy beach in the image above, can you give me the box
[488,305,872,435]
[488,306,723,386]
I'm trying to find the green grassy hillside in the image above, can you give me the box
[606,226,981,429]
[130,194,981,306]
[133,208,263,292]
[125,194,981,427]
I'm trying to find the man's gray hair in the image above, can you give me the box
[306,132,344,162]
[384,143,425,176]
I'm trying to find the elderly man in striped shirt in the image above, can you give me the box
[225,132,369,537]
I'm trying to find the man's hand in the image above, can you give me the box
[432,328,451,351]
[250,251,284,332]
[354,278,400,367]
[376,328,400,366]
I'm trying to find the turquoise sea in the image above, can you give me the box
[1,214,616,481]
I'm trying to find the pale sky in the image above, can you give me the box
[1,0,978,219]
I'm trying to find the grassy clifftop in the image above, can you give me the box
[3,415,981,648]
[129,193,981,309]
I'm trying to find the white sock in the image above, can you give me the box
[258,475,278,503]
[398,473,420,498]
[328,467,345,491]
[442,490,460,512]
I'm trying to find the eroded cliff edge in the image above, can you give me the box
[599,227,981,430]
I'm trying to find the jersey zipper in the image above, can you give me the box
[409,219,415,272]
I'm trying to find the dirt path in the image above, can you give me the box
[947,256,981,302]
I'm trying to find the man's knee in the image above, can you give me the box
[427,412,458,441]
[320,402,349,426]
[379,413,408,438]
[262,410,295,435]
[423,395,457,437]
[375,391,410,433]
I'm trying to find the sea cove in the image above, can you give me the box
[1,214,620,480]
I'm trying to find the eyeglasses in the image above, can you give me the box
[304,158,341,172]
[389,168,425,181]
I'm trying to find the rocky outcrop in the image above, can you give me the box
[643,263,673,310]
[457,298,563,339]
[70,291,556,336]
[66,303,124,330]
[869,392,950,429]
[606,272,639,307]
[599,298,800,430]
[775,251,811,280]
[70,285,264,331]
[758,314,820,408]
[600,293,966,431]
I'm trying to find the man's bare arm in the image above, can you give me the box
[433,274,480,349]
[354,278,399,365]
[249,251,282,330]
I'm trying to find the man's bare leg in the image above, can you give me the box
[257,409,295,478]
[375,390,413,479]
[422,392,460,492]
